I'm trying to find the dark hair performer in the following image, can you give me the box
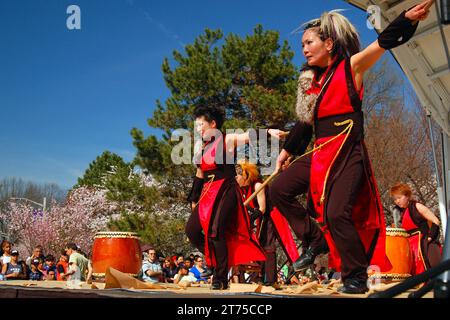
[270,1,434,293]
[185,105,284,290]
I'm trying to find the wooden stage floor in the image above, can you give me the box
[0,280,433,299]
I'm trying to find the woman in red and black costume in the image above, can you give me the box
[236,160,300,286]
[391,183,442,275]
[270,1,433,293]
[185,105,284,289]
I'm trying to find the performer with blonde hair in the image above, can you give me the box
[271,1,433,293]
[390,183,442,275]
[236,160,300,286]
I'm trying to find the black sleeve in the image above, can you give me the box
[429,223,440,242]
[283,121,313,156]
[187,176,204,203]
[378,10,419,50]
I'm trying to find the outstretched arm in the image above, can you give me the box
[351,0,433,90]
[225,129,287,153]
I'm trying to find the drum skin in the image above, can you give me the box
[380,228,413,281]
[92,232,142,276]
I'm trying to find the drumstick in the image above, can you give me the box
[423,0,435,11]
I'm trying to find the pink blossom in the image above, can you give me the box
[0,187,117,257]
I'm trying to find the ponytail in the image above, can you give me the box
[296,10,361,59]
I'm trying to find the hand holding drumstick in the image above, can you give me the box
[406,0,435,23]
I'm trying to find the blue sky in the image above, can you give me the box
[0,0,402,188]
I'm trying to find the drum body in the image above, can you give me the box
[379,228,413,282]
[92,232,142,277]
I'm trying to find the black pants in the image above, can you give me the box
[270,154,325,249]
[185,181,236,283]
[325,144,368,282]
[270,145,369,282]
[258,218,277,284]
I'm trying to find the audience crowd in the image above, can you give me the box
[0,240,297,285]
[138,246,296,285]
[0,240,92,282]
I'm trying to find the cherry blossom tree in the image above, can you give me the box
[0,187,117,256]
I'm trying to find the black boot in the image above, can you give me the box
[337,278,368,294]
[293,241,329,271]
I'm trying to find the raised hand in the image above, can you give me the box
[281,156,294,171]
[405,0,434,22]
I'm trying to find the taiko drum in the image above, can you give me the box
[378,228,413,282]
[92,231,142,277]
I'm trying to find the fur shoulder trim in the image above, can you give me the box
[295,70,317,125]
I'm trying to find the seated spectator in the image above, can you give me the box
[1,250,27,280]
[162,257,177,283]
[29,258,44,281]
[43,255,57,279]
[184,258,193,269]
[26,245,45,269]
[64,243,89,282]
[175,255,184,271]
[189,256,209,283]
[0,240,13,265]
[46,270,56,281]
[189,254,195,261]
[37,258,46,274]
[56,252,69,281]
[141,247,162,283]
[173,265,197,285]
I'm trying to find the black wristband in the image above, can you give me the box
[247,206,263,225]
[378,10,419,50]
[187,176,204,203]
[283,121,313,156]
[429,223,440,242]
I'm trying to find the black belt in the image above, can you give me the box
[315,111,364,140]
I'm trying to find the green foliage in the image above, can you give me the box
[104,165,159,211]
[75,151,129,189]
